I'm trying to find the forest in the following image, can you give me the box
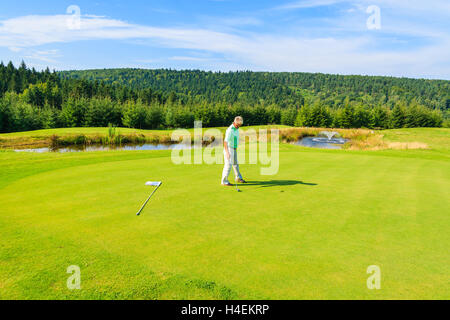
[0,61,448,133]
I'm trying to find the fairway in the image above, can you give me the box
[0,128,449,299]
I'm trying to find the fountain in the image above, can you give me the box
[295,131,349,149]
[321,131,338,140]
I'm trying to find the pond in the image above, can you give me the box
[13,138,226,152]
[14,143,202,153]
[13,135,349,152]
[294,136,349,149]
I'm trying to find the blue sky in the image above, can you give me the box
[0,0,449,79]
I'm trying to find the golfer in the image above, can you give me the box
[221,116,246,186]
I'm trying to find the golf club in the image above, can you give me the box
[136,181,162,216]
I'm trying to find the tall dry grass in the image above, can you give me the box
[276,127,373,143]
[344,134,429,150]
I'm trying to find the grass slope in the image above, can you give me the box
[0,128,449,299]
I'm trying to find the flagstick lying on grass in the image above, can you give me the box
[136,181,162,216]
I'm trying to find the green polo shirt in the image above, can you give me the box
[225,123,239,148]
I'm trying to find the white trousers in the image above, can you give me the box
[221,147,243,184]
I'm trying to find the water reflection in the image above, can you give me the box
[14,142,211,153]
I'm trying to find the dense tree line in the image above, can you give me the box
[0,61,447,133]
[60,69,305,108]
[60,68,450,112]
[294,100,442,129]
[0,61,172,107]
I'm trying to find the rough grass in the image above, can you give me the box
[278,127,373,143]
[381,128,450,150]
[0,128,449,299]
[344,134,430,151]
[345,128,450,151]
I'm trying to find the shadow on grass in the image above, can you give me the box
[241,180,317,187]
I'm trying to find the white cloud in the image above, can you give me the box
[0,9,449,78]
[8,46,22,52]
[277,0,450,14]
[0,14,242,50]
[276,0,346,10]
[170,56,213,62]
[23,49,61,63]
[202,16,263,27]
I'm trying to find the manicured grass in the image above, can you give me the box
[0,128,449,299]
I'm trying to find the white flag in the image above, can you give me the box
[145,181,162,186]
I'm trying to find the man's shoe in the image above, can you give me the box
[222,182,233,186]
[236,178,247,183]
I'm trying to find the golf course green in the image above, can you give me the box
[0,127,449,299]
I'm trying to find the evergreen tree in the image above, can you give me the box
[295,104,311,127]
[60,98,88,127]
[391,104,406,128]
[369,106,389,129]
[266,104,281,124]
[0,61,447,132]
[122,100,147,129]
[281,107,297,126]
[353,105,371,128]
[339,101,355,128]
